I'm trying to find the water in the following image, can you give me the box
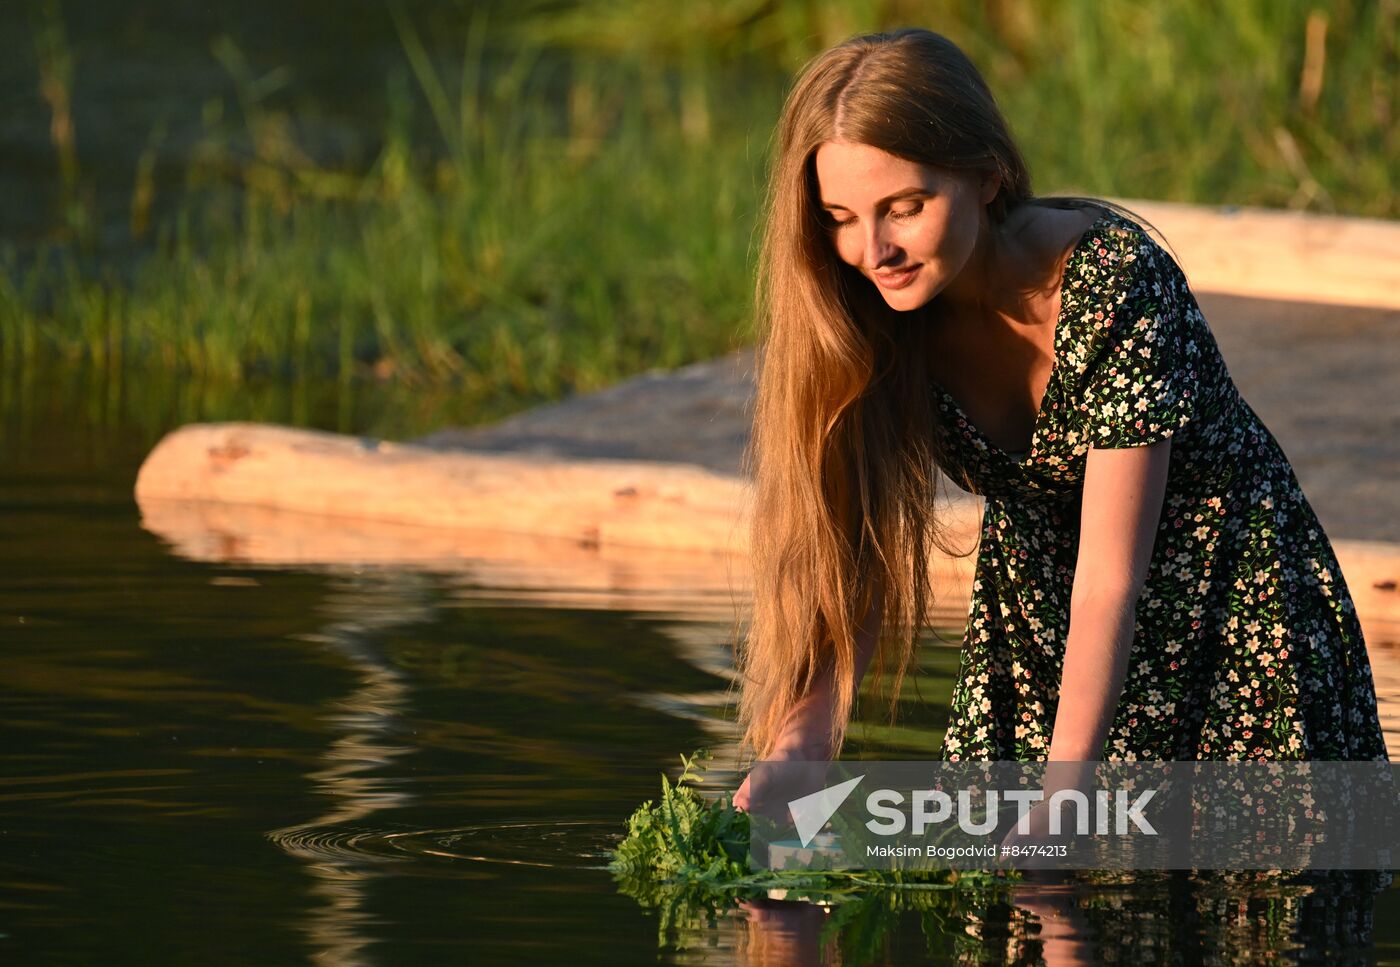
[5,388,1400,965]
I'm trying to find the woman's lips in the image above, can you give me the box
[873,265,920,290]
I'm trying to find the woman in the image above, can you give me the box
[732,28,1387,815]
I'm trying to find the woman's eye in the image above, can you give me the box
[890,204,923,220]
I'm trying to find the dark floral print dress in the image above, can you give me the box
[933,208,1388,763]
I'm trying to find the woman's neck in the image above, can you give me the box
[934,202,1092,333]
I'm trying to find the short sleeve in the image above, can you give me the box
[1081,236,1200,449]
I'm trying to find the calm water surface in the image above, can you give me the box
[4,386,1400,965]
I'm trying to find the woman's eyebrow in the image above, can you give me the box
[820,187,928,211]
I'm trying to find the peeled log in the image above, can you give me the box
[1112,198,1400,311]
[135,422,755,553]
[134,422,1398,647]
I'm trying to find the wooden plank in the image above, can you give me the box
[1109,198,1400,310]
[135,421,755,554]
[136,422,1399,646]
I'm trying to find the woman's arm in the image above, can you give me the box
[1047,438,1173,761]
[768,573,886,758]
[733,576,884,814]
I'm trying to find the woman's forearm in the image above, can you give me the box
[1046,587,1139,762]
[770,577,885,757]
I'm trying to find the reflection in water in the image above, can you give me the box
[107,488,1400,960]
[632,618,748,793]
[267,573,432,966]
[706,868,1393,965]
[735,898,839,966]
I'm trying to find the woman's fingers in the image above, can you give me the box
[736,760,837,823]
[734,774,752,811]
[734,770,787,821]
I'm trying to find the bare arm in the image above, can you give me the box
[1047,439,1172,762]
[733,575,884,813]
[769,573,885,758]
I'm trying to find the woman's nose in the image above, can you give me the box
[863,223,899,269]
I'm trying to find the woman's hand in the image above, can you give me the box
[999,762,1097,851]
[733,690,838,823]
[732,771,757,813]
[736,576,885,820]
[999,799,1056,850]
[733,737,833,822]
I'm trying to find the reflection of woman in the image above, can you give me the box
[731,28,1388,814]
[730,869,1392,964]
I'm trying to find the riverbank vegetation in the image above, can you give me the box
[4,0,1395,436]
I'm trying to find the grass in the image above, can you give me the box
[3,15,771,437]
[3,0,1395,437]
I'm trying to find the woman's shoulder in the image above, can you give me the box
[1053,205,1197,358]
[1059,204,1191,303]
[1012,198,1164,261]
[1005,201,1104,257]
[1006,201,1150,290]
[1084,206,1183,274]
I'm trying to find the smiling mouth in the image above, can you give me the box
[872,265,920,290]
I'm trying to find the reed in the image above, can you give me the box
[4,0,1394,430]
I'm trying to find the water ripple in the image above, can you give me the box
[268,820,624,870]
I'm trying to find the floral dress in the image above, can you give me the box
[934,208,1388,763]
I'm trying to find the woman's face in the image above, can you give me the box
[813,140,996,313]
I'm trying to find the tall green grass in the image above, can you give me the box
[517,0,1397,215]
[3,17,772,415]
[3,0,1395,435]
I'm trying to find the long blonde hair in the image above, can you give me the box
[734,28,1149,760]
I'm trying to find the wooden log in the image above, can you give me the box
[135,422,755,554]
[135,422,1399,646]
[1333,540,1400,653]
[1108,198,1400,310]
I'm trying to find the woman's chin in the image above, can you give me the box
[880,287,934,312]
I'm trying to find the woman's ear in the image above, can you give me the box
[980,171,1002,205]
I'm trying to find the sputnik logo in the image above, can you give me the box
[788,774,864,846]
